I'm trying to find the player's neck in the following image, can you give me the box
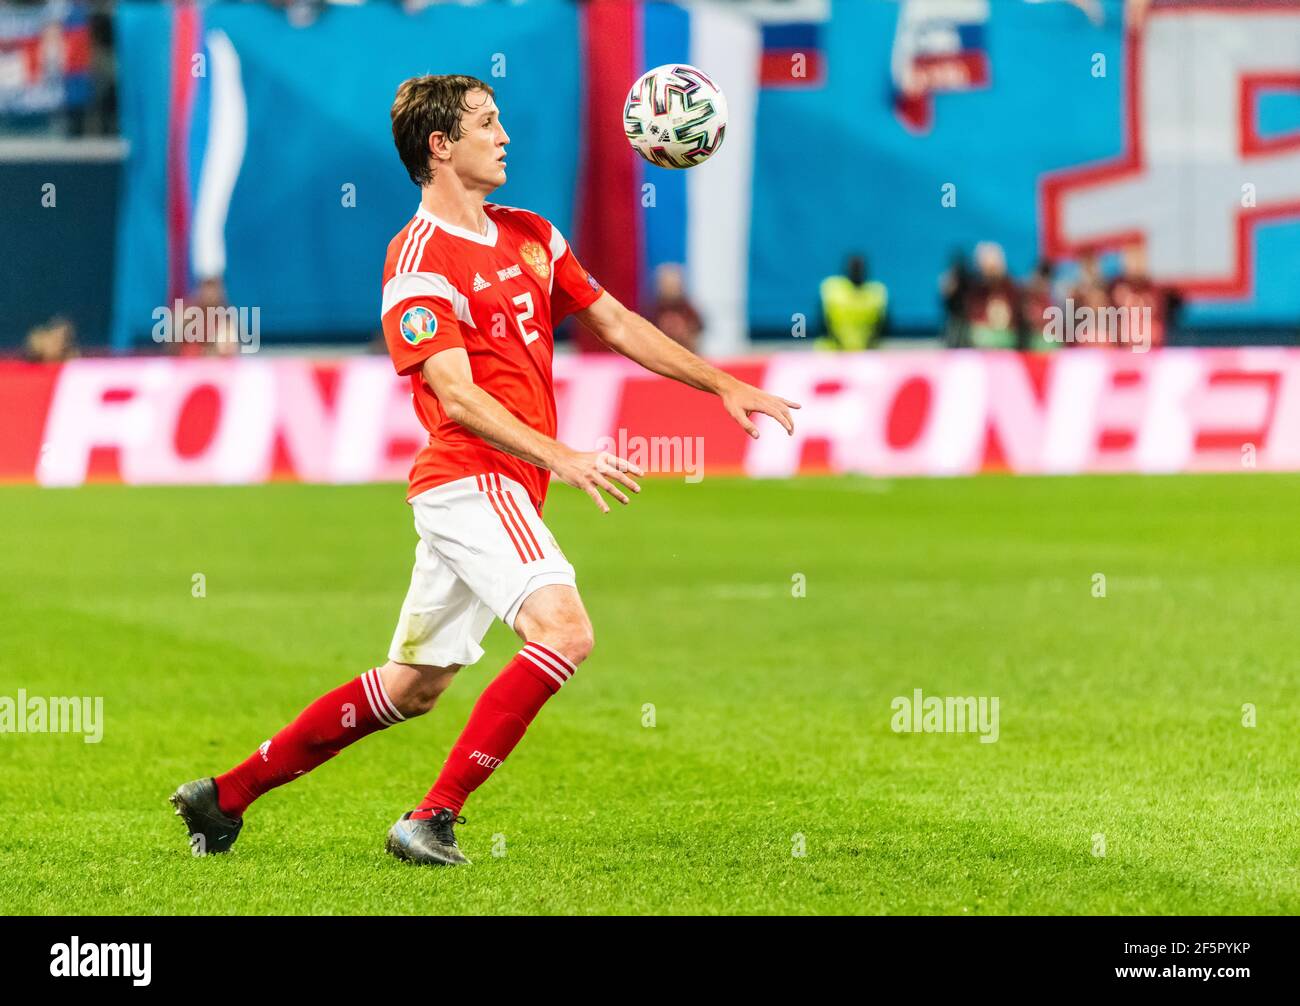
[420,180,490,237]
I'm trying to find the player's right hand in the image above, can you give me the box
[551,449,644,513]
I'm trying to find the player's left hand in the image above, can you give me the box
[719,379,801,439]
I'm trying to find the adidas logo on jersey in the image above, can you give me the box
[472,272,492,291]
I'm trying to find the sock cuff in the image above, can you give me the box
[361,668,405,726]
[516,642,577,692]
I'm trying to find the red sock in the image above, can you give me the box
[412,642,576,818]
[215,668,404,818]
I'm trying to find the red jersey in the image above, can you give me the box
[380,203,603,510]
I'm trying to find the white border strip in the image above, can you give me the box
[0,137,128,163]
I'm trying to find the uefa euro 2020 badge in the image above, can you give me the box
[400,305,437,346]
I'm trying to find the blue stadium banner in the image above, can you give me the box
[111,0,581,350]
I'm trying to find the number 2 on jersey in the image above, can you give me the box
[512,292,539,346]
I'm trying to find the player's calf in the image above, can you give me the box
[378,660,461,717]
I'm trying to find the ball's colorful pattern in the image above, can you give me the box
[624,64,728,170]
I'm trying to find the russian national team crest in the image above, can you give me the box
[400,305,437,345]
[519,241,550,280]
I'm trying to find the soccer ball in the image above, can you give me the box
[623,63,728,169]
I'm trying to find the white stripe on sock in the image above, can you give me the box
[524,643,575,678]
[368,668,405,722]
[361,669,398,727]
[518,649,567,688]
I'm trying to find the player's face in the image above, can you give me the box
[452,91,509,192]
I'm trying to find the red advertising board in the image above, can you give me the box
[2,350,1294,486]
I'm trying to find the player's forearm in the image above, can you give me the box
[600,311,735,396]
[441,383,564,472]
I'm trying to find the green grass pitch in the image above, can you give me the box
[1,473,1297,915]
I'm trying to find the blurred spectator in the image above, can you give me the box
[817,254,887,351]
[962,242,1020,349]
[939,250,973,347]
[1108,242,1180,349]
[1066,247,1109,320]
[23,315,78,362]
[81,1,116,135]
[1019,258,1060,351]
[193,277,241,356]
[647,263,703,353]
[0,0,116,137]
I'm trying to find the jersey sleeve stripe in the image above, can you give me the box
[548,223,567,262]
[381,271,477,328]
[407,218,436,274]
[394,221,418,275]
[397,218,432,275]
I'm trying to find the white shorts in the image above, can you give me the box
[387,473,576,668]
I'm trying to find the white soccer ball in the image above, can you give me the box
[623,63,728,169]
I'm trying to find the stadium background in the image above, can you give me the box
[3,0,1300,487]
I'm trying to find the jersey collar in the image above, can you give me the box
[415,205,499,247]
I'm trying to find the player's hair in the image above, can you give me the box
[391,74,496,187]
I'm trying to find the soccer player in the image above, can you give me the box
[171,74,799,866]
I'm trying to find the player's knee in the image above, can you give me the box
[515,586,594,666]
[568,622,595,666]
[538,616,594,667]
[398,680,442,717]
